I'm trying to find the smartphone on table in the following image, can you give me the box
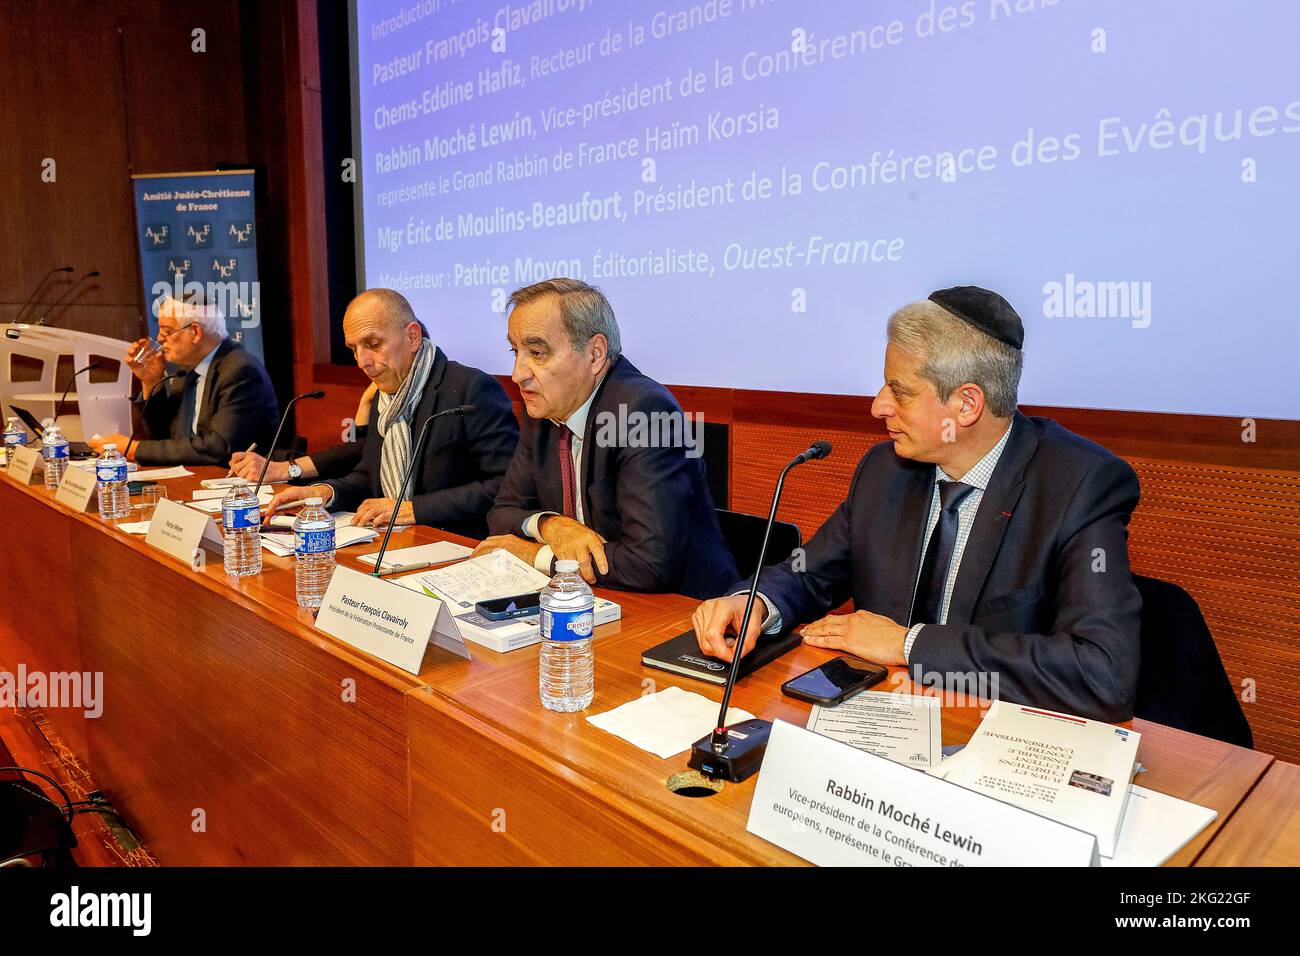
[474,592,542,621]
[781,656,888,706]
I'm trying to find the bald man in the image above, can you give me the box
[266,289,518,538]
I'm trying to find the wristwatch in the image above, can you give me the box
[287,459,303,481]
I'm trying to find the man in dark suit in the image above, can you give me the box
[477,278,737,600]
[88,295,278,466]
[266,289,518,539]
[693,287,1143,721]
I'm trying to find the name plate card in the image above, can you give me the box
[7,445,42,484]
[747,720,1098,867]
[316,565,470,674]
[55,466,97,512]
[145,497,222,564]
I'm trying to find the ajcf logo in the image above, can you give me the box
[184,222,213,249]
[231,295,258,320]
[210,257,239,282]
[226,220,255,247]
[143,223,171,249]
[166,258,195,281]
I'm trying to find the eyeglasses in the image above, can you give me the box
[155,322,197,342]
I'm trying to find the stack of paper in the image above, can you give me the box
[401,549,552,609]
[806,691,942,769]
[260,524,378,557]
[199,476,248,490]
[191,485,281,501]
[397,550,621,652]
[1100,785,1217,866]
[932,700,1140,857]
[131,466,193,481]
[357,541,472,572]
[186,489,275,513]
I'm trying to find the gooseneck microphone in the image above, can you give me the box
[54,362,100,424]
[35,270,100,326]
[253,390,327,496]
[11,266,74,325]
[369,404,475,576]
[793,440,833,466]
[688,439,833,783]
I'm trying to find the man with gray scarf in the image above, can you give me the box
[266,289,518,538]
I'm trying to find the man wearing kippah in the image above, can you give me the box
[692,287,1143,722]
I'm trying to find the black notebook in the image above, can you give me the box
[641,628,802,685]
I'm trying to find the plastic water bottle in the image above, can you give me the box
[221,479,263,577]
[293,497,335,608]
[3,416,28,467]
[95,443,130,519]
[539,559,595,712]
[41,423,70,491]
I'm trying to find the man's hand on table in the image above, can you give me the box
[351,498,414,528]
[471,534,544,567]
[800,610,908,666]
[538,514,608,584]
[264,484,332,524]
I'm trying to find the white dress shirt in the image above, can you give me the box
[755,420,1015,663]
[522,385,599,572]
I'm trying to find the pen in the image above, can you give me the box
[375,561,436,576]
[227,442,257,477]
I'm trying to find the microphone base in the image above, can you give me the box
[688,719,773,782]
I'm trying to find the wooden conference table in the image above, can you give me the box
[0,464,1281,866]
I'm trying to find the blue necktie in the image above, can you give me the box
[909,480,975,626]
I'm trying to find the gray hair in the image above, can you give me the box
[507,278,621,361]
[886,300,1022,417]
[159,292,227,339]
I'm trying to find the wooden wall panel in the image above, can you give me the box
[0,0,249,345]
[729,422,887,539]
[1127,459,1300,763]
[0,2,137,337]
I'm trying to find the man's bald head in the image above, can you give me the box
[345,288,422,336]
[342,288,426,393]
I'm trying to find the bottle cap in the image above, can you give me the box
[103,443,117,451]
[555,559,580,573]
[305,497,323,506]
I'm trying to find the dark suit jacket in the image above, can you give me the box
[753,411,1143,722]
[488,355,738,600]
[136,338,279,466]
[325,348,518,540]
